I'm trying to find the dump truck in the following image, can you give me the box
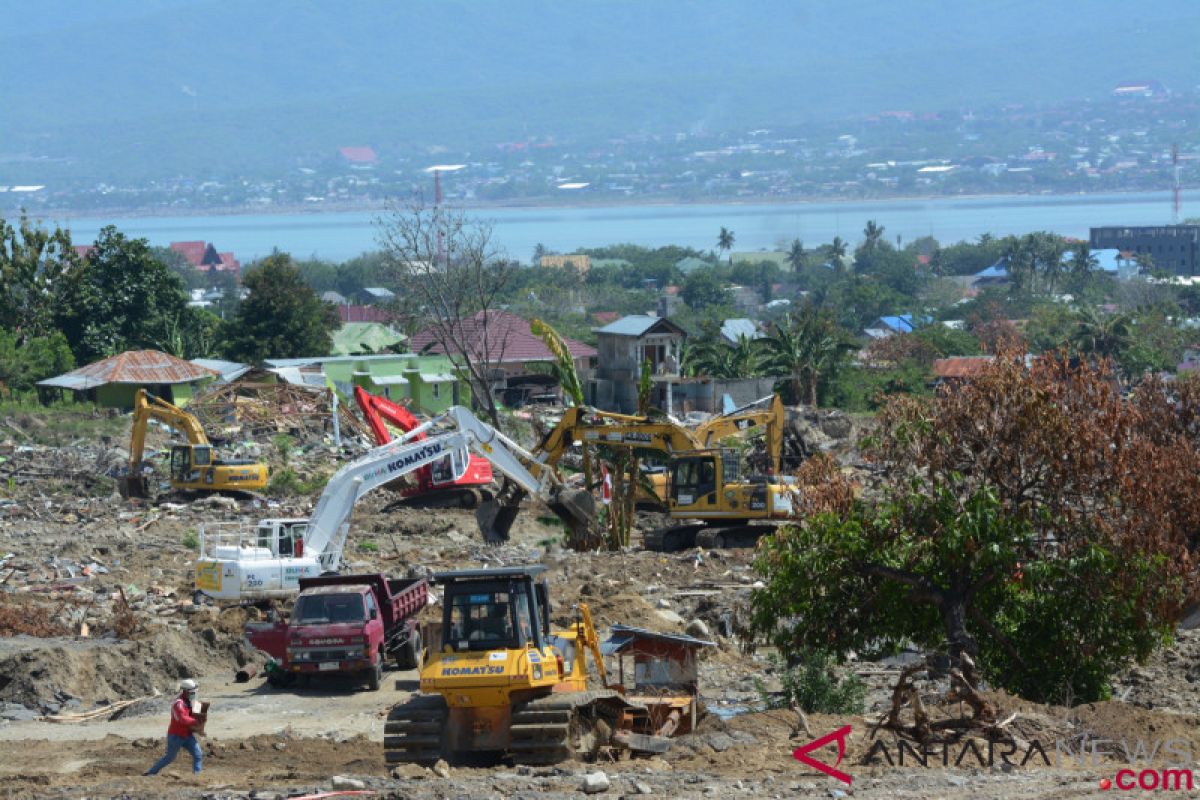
[120,388,268,498]
[383,565,687,765]
[245,573,428,690]
[353,386,494,508]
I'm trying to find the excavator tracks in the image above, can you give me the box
[509,690,629,765]
[383,695,448,765]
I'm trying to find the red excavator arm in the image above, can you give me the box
[352,386,494,506]
[354,385,425,445]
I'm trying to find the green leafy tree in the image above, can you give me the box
[681,268,727,310]
[54,226,195,363]
[754,352,1199,703]
[0,213,81,339]
[221,252,340,362]
[717,227,735,263]
[0,329,74,394]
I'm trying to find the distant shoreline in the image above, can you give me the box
[15,187,1192,226]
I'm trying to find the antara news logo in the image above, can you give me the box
[793,726,1198,792]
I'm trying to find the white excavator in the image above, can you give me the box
[194,407,593,602]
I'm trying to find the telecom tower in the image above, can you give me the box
[1172,144,1182,224]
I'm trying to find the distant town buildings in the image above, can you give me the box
[1090,225,1200,275]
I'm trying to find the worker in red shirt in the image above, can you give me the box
[144,679,203,775]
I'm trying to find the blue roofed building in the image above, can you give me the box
[590,314,688,413]
[863,314,929,339]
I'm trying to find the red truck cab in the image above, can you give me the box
[246,573,427,691]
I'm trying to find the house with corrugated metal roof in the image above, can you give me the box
[591,315,687,413]
[36,350,219,408]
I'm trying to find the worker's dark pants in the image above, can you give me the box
[146,734,202,774]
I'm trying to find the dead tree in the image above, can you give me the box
[377,199,515,426]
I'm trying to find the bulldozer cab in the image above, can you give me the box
[437,567,548,654]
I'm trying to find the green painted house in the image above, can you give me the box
[264,353,464,415]
[36,350,219,409]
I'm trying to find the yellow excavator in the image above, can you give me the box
[384,565,693,765]
[516,395,796,550]
[536,394,790,511]
[119,388,269,498]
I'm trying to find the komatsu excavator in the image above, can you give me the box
[353,386,494,508]
[195,407,594,601]
[384,565,689,766]
[120,388,268,498]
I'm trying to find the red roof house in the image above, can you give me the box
[408,311,596,371]
[170,241,240,275]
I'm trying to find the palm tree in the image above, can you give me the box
[1069,242,1099,278]
[862,220,885,251]
[689,335,761,379]
[785,238,805,272]
[826,236,848,272]
[759,306,852,407]
[1072,307,1131,360]
[717,227,735,264]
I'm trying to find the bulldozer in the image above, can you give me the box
[383,566,684,765]
[120,388,268,498]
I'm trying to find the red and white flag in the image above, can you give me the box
[600,464,613,505]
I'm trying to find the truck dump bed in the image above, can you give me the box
[297,573,427,631]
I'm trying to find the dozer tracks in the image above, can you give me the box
[509,690,630,766]
[383,695,447,765]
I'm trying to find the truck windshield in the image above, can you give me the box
[293,594,365,625]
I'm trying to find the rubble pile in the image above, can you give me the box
[188,380,373,446]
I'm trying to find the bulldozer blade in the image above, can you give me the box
[118,475,149,499]
[476,499,519,543]
[612,730,672,754]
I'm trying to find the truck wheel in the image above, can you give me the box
[367,654,382,691]
[396,629,422,670]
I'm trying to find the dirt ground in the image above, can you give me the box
[3,417,1200,799]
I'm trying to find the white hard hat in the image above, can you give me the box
[179,679,198,692]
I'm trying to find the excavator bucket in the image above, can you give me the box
[118,475,150,499]
[476,498,520,544]
[549,487,597,548]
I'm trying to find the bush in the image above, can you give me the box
[181,529,199,550]
[755,652,867,715]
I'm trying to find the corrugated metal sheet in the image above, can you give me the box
[594,315,686,338]
[608,623,717,650]
[40,350,217,388]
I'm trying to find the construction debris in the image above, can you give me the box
[187,380,372,445]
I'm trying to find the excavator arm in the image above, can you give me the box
[443,406,596,544]
[128,389,211,471]
[694,394,785,474]
[353,385,425,446]
[304,422,472,570]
